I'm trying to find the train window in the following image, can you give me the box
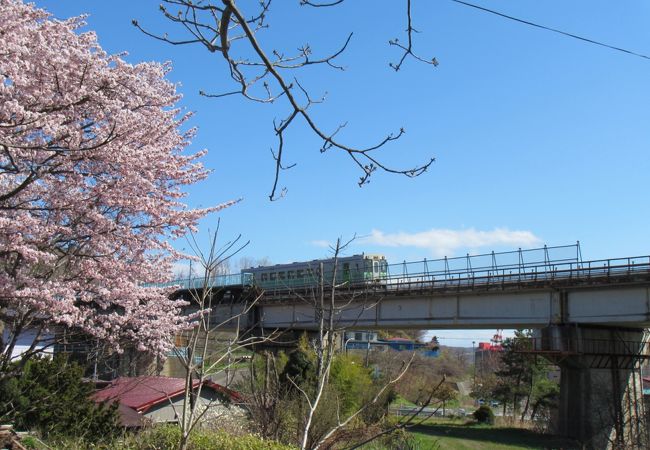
[270,272,277,281]
[296,269,304,279]
[380,261,388,273]
[373,261,379,273]
[287,270,295,279]
[261,273,268,282]
[307,268,314,278]
[278,271,285,280]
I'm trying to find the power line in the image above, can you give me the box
[450,0,650,61]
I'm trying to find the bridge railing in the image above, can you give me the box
[153,243,650,295]
[146,273,253,290]
[382,255,650,292]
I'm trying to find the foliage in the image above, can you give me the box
[282,349,316,389]
[491,330,535,416]
[372,351,454,407]
[472,406,495,425]
[487,330,560,427]
[433,383,458,413]
[329,354,373,415]
[0,0,231,370]
[0,355,119,440]
[470,372,499,402]
[529,376,560,430]
[375,427,428,450]
[122,425,296,450]
[377,330,427,343]
[20,436,39,449]
[38,425,296,450]
[434,348,468,379]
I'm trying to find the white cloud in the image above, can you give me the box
[360,227,541,258]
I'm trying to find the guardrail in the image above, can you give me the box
[146,272,252,290]
[153,243,650,296]
[389,406,469,417]
[381,255,650,293]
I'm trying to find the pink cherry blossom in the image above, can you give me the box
[0,0,231,362]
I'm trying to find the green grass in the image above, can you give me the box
[392,395,419,407]
[409,422,579,450]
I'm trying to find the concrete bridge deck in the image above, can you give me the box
[187,251,650,331]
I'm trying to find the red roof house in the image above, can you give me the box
[94,376,242,427]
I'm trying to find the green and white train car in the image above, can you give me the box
[242,253,388,291]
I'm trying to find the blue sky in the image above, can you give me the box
[34,1,650,344]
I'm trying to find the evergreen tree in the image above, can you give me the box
[282,349,316,388]
[492,330,535,418]
[0,355,119,441]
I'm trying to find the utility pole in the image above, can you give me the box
[365,338,371,367]
[472,340,476,390]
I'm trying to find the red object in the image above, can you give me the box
[477,342,503,351]
[94,376,240,413]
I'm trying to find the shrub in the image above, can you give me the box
[330,354,373,414]
[0,355,119,441]
[20,436,38,449]
[40,426,297,449]
[122,425,296,450]
[472,405,495,425]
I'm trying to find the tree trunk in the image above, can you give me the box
[520,393,530,422]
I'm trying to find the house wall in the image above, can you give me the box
[144,395,186,423]
[143,389,242,424]
[160,356,187,378]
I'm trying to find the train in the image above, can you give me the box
[242,253,389,291]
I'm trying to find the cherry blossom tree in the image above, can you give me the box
[0,0,231,375]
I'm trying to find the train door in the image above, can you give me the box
[343,262,350,284]
[380,259,388,280]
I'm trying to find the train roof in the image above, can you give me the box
[242,253,386,272]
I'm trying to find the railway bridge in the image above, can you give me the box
[164,244,650,447]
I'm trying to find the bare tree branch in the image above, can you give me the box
[389,0,439,71]
[300,0,346,7]
[135,0,436,200]
[172,224,282,450]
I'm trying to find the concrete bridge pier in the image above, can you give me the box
[534,326,649,449]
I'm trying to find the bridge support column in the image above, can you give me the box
[535,326,649,449]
